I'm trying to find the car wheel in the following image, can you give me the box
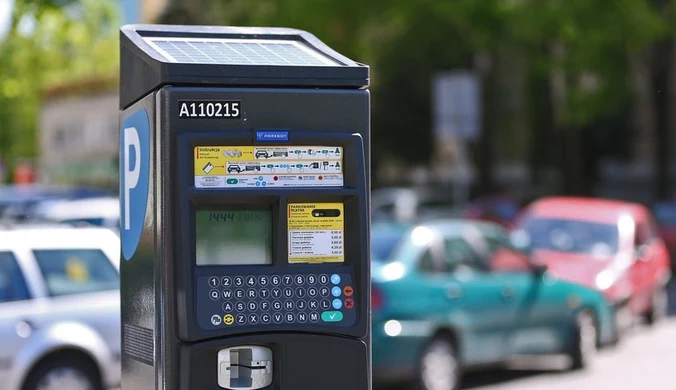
[645,287,668,326]
[416,336,460,390]
[570,310,597,370]
[23,356,101,390]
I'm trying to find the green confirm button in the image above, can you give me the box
[226,178,238,184]
[321,311,343,322]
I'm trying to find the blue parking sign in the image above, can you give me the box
[120,109,150,261]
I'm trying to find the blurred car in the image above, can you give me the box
[652,201,676,269]
[33,196,120,231]
[371,220,615,390]
[0,227,121,390]
[372,187,458,223]
[515,197,672,334]
[0,185,113,223]
[462,194,521,228]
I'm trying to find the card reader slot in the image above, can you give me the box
[218,346,273,390]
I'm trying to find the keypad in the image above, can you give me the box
[198,271,356,330]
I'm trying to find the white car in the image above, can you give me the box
[32,197,120,231]
[0,227,121,390]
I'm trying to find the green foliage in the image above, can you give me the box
[0,0,119,176]
[3,0,675,178]
[163,0,673,164]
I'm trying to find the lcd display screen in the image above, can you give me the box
[196,209,272,265]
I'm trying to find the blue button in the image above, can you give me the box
[262,181,267,186]
[259,176,264,181]
[256,181,261,186]
[331,286,342,297]
[331,274,341,285]
[332,299,343,309]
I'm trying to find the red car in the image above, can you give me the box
[652,202,676,270]
[515,197,671,335]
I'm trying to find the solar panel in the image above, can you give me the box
[143,37,342,66]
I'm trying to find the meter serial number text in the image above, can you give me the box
[179,100,241,119]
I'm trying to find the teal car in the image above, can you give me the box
[371,220,616,390]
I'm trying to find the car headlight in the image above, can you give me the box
[384,320,402,337]
[381,262,406,281]
[596,270,615,290]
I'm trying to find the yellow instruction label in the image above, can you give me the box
[194,146,343,188]
[288,203,344,263]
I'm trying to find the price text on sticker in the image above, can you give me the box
[288,203,344,263]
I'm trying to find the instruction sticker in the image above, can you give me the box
[288,203,344,263]
[194,146,343,188]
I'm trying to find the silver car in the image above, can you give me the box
[0,227,121,390]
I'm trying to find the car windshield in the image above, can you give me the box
[33,249,119,297]
[521,217,619,255]
[371,224,408,261]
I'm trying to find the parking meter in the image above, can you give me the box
[118,25,370,390]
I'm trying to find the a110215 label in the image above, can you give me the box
[178,100,241,119]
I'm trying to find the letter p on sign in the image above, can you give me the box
[124,127,140,230]
[120,109,150,261]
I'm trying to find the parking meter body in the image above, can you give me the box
[118,25,370,390]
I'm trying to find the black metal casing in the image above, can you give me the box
[119,24,371,390]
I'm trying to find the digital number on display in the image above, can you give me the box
[178,100,241,119]
[207,213,262,223]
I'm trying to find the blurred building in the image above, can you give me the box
[37,0,168,188]
[39,78,119,187]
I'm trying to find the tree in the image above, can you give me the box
[0,0,119,181]
[159,0,674,197]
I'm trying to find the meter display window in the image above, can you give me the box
[196,209,272,265]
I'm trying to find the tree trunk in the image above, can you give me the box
[653,37,673,201]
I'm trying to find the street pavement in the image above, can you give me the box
[459,317,676,390]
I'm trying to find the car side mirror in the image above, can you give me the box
[635,244,650,261]
[530,262,547,275]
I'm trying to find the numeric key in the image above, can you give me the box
[221,277,232,287]
[283,275,293,286]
